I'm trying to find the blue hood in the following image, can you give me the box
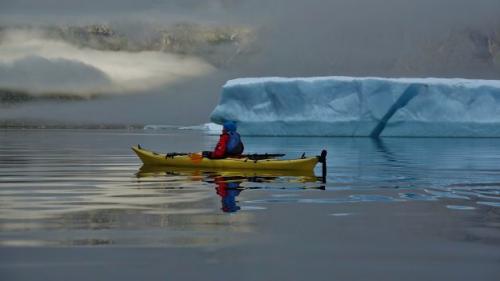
[223,121,237,132]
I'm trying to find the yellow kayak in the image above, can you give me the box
[132,146,326,172]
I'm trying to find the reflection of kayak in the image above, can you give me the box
[136,165,319,182]
[132,146,326,172]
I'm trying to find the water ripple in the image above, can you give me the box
[1,130,500,247]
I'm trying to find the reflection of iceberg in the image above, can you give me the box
[210,77,500,137]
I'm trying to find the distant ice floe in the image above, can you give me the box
[179,123,222,135]
[143,123,222,135]
[210,76,500,137]
[143,125,178,130]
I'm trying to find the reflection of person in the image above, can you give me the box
[214,176,242,213]
[203,121,244,159]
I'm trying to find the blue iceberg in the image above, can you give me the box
[210,77,500,137]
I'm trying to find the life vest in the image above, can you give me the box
[226,131,244,155]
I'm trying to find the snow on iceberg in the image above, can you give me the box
[209,77,500,137]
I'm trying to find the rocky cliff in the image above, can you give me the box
[0,23,256,68]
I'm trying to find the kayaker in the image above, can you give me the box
[203,121,244,159]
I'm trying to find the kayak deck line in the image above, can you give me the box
[131,145,326,174]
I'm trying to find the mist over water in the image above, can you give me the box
[0,29,214,95]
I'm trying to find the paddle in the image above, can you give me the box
[164,151,286,160]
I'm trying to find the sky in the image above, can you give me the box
[0,0,499,125]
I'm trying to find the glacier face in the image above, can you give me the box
[209,77,500,137]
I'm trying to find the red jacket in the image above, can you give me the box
[212,132,229,159]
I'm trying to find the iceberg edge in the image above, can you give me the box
[210,76,500,137]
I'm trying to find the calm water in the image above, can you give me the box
[1,129,500,280]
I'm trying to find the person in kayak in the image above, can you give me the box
[203,121,244,159]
